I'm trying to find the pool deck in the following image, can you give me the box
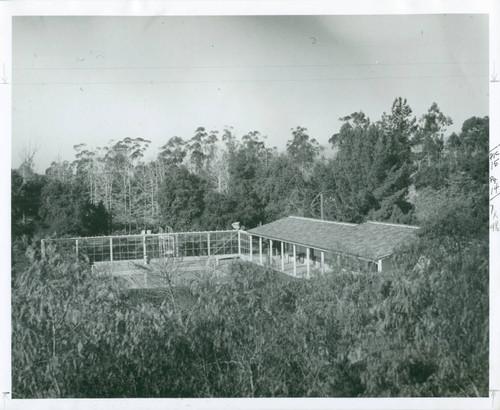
[92,253,319,288]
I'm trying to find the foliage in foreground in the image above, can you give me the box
[12,230,488,398]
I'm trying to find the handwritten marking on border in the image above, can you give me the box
[489,145,500,231]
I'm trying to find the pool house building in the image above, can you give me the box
[247,216,420,277]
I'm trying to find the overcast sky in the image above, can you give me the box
[12,14,488,172]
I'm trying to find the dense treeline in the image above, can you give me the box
[12,98,488,239]
[11,97,489,397]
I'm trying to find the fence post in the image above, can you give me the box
[207,232,211,257]
[249,235,253,262]
[143,234,147,265]
[175,233,179,258]
[259,237,263,265]
[306,247,310,279]
[109,237,113,262]
[281,241,285,272]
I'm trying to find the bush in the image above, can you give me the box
[12,237,488,397]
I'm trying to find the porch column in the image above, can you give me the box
[321,251,325,273]
[292,244,297,276]
[174,233,179,258]
[259,237,263,265]
[306,247,310,279]
[238,230,241,256]
[207,232,211,256]
[377,259,383,272]
[143,234,147,265]
[249,235,253,262]
[41,239,45,259]
[269,239,273,265]
[281,242,285,272]
[109,237,113,262]
[75,239,79,258]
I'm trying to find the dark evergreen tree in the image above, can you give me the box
[259,153,314,221]
[225,131,269,228]
[157,166,205,231]
[38,178,104,237]
[79,200,110,236]
[446,116,489,185]
[200,190,236,231]
[328,99,415,223]
[412,102,452,165]
[11,170,46,238]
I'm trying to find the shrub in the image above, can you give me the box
[12,238,488,397]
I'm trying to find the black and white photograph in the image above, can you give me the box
[2,2,499,409]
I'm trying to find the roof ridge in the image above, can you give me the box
[366,220,420,229]
[288,215,358,227]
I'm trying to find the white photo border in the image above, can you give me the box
[1,1,498,409]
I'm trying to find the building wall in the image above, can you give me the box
[380,256,395,272]
[323,251,378,273]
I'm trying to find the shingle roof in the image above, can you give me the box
[247,216,419,261]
